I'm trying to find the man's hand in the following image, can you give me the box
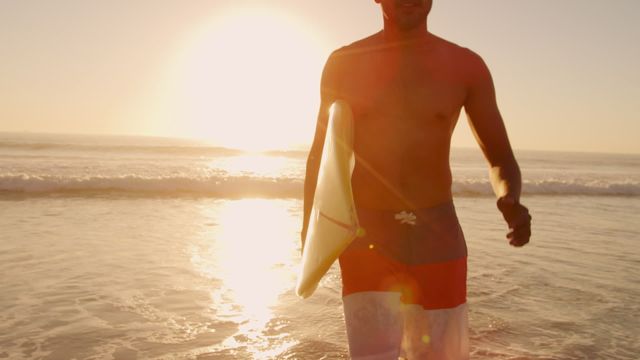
[497,196,531,247]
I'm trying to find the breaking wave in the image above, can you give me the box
[1,174,638,198]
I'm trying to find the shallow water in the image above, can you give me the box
[1,194,638,359]
[2,133,638,359]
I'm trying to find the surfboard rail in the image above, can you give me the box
[296,101,365,298]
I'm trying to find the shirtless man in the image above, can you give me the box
[302,0,532,358]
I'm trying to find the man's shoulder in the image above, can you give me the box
[329,32,484,61]
[330,32,384,59]
[432,36,489,78]
[324,32,488,78]
[433,35,483,63]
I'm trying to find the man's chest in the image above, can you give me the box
[340,50,467,123]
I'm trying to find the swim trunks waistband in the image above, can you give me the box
[348,200,467,265]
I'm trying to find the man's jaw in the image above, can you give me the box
[396,0,423,9]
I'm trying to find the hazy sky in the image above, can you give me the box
[1,0,639,153]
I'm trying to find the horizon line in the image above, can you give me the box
[1,129,638,156]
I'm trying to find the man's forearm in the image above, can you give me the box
[491,159,531,247]
[489,160,522,201]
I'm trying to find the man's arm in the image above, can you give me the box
[301,52,341,252]
[463,51,531,247]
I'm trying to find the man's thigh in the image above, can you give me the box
[342,291,404,360]
[342,292,469,360]
[400,303,469,360]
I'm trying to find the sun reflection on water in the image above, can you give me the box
[208,154,303,178]
[190,198,300,356]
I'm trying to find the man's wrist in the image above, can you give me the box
[498,196,529,224]
[497,195,518,205]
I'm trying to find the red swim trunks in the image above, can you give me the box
[339,201,467,310]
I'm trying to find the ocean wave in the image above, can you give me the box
[455,179,640,196]
[1,174,638,197]
[0,174,303,198]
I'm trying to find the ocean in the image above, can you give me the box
[1,132,638,359]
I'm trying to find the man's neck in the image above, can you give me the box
[382,21,430,44]
[381,24,433,46]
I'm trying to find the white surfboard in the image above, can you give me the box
[296,100,365,298]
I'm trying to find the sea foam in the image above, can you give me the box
[1,174,637,197]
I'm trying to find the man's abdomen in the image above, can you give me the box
[351,159,453,210]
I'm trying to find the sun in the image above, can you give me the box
[164,7,328,151]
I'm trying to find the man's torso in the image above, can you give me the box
[330,33,474,210]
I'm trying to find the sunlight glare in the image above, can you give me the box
[189,199,300,355]
[208,154,303,178]
[166,7,327,151]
